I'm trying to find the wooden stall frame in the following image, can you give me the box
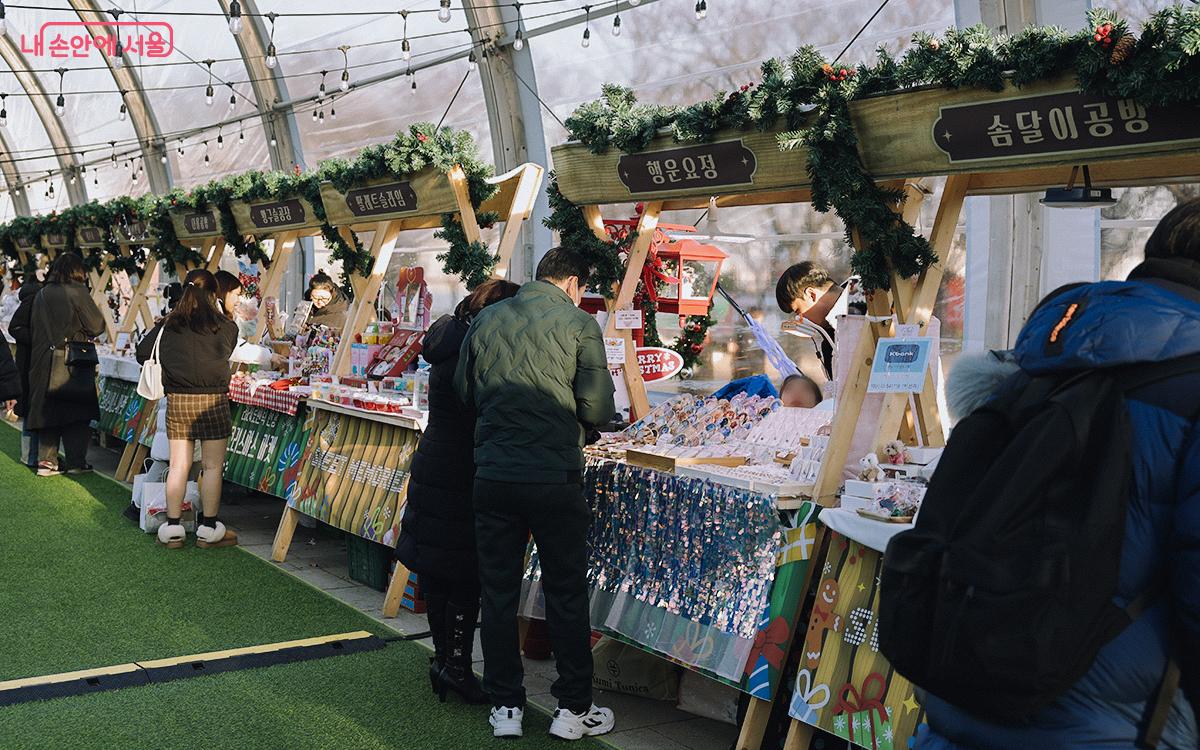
[272,162,544,619]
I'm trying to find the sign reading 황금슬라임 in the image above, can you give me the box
[867,337,933,394]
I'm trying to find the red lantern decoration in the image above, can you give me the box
[654,238,727,317]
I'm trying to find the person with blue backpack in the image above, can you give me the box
[882,198,1200,749]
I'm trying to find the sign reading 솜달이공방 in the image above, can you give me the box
[932,90,1200,163]
[345,182,420,217]
[617,140,757,194]
[867,337,933,394]
[184,211,218,235]
[249,198,306,230]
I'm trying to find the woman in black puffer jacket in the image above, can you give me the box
[396,278,519,704]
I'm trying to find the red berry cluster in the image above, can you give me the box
[416,133,429,143]
[821,64,855,83]
[1094,23,1115,46]
[690,343,702,354]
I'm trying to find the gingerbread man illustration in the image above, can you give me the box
[803,578,843,669]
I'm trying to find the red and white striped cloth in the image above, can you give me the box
[228,377,305,416]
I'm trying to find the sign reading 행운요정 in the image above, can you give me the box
[932,89,1200,163]
[617,140,757,195]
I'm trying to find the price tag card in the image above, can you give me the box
[604,337,627,365]
[614,309,643,330]
[895,323,920,338]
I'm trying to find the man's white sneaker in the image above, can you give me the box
[548,704,615,740]
[489,706,524,739]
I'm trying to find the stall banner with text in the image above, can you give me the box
[290,407,418,547]
[224,403,311,501]
[788,533,924,750]
[97,376,155,446]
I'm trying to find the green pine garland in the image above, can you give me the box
[559,6,1200,290]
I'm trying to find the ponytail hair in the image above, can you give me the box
[166,269,225,334]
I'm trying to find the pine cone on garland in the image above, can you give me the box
[1109,34,1135,65]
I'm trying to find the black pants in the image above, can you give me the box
[474,477,593,712]
[38,421,91,470]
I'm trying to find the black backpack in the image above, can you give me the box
[878,354,1198,728]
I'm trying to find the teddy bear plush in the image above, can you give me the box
[858,453,882,482]
[883,440,911,466]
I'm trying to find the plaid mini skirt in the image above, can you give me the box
[166,393,232,441]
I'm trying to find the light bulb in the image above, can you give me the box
[695,0,707,20]
[228,95,236,113]
[228,0,242,34]
[318,110,324,123]
[340,69,349,92]
[239,131,245,142]
[468,51,477,72]
[119,103,127,121]
[581,27,590,47]
[132,170,138,183]
[160,154,167,164]
[410,78,417,95]
[70,174,76,185]
[330,107,336,120]
[1,110,7,128]
[438,0,451,23]
[513,29,524,50]
[311,109,318,123]
[265,44,277,69]
[217,134,224,149]
[204,153,210,164]
[113,41,124,68]
[205,85,214,106]
[55,95,65,117]
[270,136,277,147]
[402,39,411,61]
[612,16,621,36]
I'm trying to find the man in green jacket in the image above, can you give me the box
[455,247,616,741]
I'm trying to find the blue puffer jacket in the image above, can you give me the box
[917,259,1200,750]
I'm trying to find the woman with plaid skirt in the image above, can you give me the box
[136,269,239,549]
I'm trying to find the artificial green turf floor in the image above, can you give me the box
[0,426,599,749]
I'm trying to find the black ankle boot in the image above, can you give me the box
[424,592,449,695]
[436,599,488,705]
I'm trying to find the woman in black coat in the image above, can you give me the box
[396,278,519,704]
[25,254,105,476]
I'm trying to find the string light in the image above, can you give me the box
[203,140,210,165]
[695,0,707,20]
[0,93,7,128]
[110,141,117,165]
[311,107,318,123]
[318,109,325,124]
[612,14,621,36]
[110,9,125,69]
[217,128,224,149]
[177,138,185,156]
[0,2,6,36]
[581,5,591,47]
[227,83,236,113]
[204,59,215,105]
[438,0,452,23]
[400,10,411,61]
[410,69,417,95]
[118,89,127,121]
[629,0,640,5]
[513,3,525,50]
[54,68,66,117]
[160,150,167,164]
[265,13,278,69]
[239,122,245,142]
[318,70,327,97]
[468,50,477,72]
[227,0,243,34]
[330,103,336,120]
[339,46,351,91]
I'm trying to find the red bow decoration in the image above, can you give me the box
[639,229,680,304]
[832,672,888,747]
[743,617,790,676]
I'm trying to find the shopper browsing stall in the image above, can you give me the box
[136,269,239,550]
[25,253,106,477]
[455,248,616,742]
[779,373,823,408]
[7,269,42,467]
[396,279,520,706]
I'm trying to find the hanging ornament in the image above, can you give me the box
[438,0,452,23]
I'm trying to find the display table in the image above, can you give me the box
[97,371,158,480]
[98,353,140,382]
[228,377,307,417]
[224,400,312,501]
[523,458,821,702]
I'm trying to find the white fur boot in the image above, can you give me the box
[156,522,186,549]
[195,520,238,548]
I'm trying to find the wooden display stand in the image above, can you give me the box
[270,162,543,618]
[113,221,159,336]
[542,69,1200,749]
[74,227,120,345]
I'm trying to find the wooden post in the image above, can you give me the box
[491,164,544,279]
[248,231,299,344]
[271,506,302,563]
[332,220,403,376]
[383,560,411,618]
[204,238,226,272]
[120,250,158,334]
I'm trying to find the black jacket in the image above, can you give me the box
[395,315,478,581]
[6,279,39,417]
[0,336,19,402]
[25,282,106,430]
[136,317,238,394]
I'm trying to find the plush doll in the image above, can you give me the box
[883,440,911,466]
[858,453,882,482]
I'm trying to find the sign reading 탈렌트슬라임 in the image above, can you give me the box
[617,140,758,194]
[932,89,1200,163]
[344,182,420,217]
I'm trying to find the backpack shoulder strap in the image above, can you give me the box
[1113,353,1200,394]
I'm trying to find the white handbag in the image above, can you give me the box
[138,480,199,533]
[137,327,165,400]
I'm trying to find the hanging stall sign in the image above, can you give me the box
[113,220,152,244]
[42,232,69,249]
[14,236,36,251]
[169,208,221,240]
[933,90,1200,164]
[224,402,312,501]
[636,346,684,382]
[319,167,460,227]
[617,139,757,195]
[867,337,933,394]
[230,195,322,234]
[290,404,419,547]
[75,226,107,248]
[788,534,924,750]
